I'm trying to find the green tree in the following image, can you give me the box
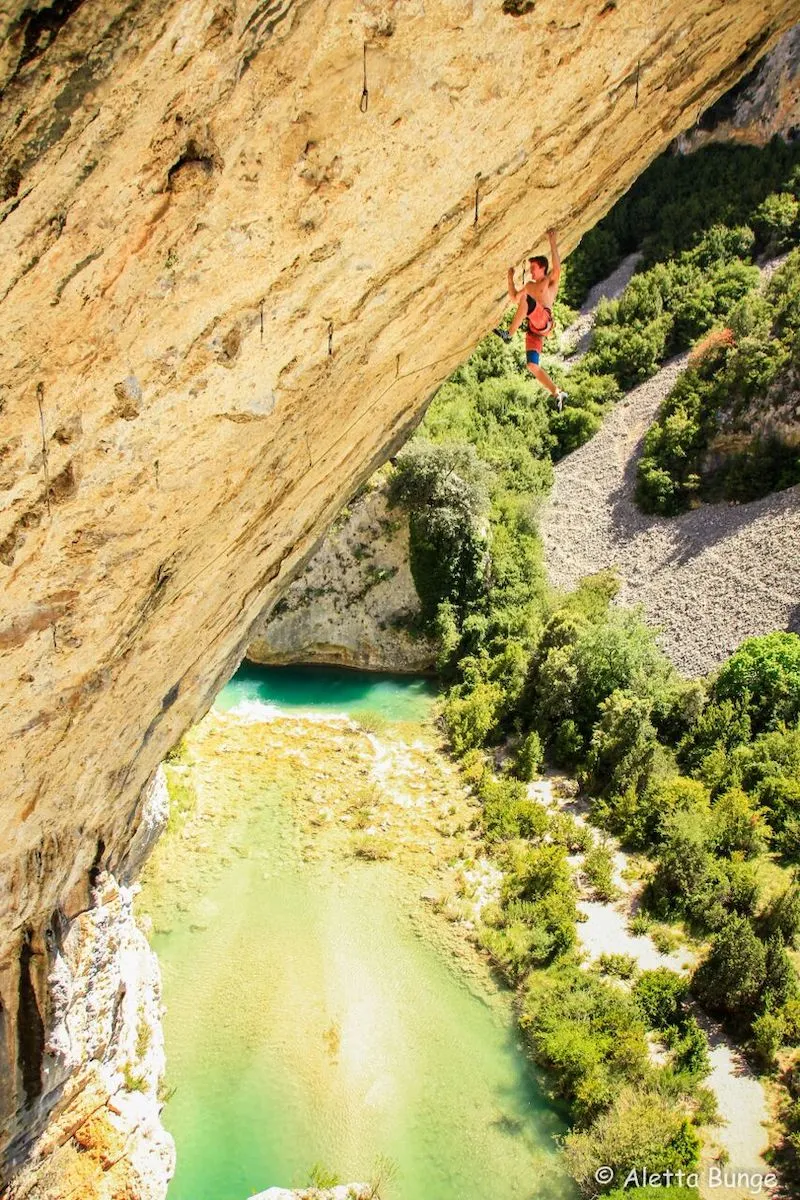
[713,633,800,734]
[692,916,767,1023]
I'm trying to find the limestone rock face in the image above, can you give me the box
[4,862,175,1200]
[248,480,436,672]
[676,24,800,151]
[1,0,798,1188]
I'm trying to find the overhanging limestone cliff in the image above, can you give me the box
[1,0,798,1186]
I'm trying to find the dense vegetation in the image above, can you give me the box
[559,138,800,513]
[563,139,800,306]
[636,250,800,512]
[383,137,800,1192]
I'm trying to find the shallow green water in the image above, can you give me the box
[215,662,438,723]
[155,668,567,1200]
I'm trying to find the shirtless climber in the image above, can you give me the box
[494,228,568,410]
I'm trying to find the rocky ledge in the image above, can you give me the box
[248,479,435,673]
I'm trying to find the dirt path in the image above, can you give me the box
[531,776,771,1187]
[542,271,800,677]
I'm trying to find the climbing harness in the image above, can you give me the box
[522,295,555,339]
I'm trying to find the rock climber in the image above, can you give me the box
[494,228,568,410]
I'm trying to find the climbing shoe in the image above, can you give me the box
[554,389,568,412]
[493,327,512,343]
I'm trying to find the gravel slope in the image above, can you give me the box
[542,289,800,677]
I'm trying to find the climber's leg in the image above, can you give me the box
[526,342,568,410]
[493,293,528,343]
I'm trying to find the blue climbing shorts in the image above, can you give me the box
[526,348,541,365]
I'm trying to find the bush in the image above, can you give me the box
[583,843,619,901]
[389,440,490,622]
[563,1086,701,1192]
[753,192,799,254]
[759,884,800,948]
[629,912,653,936]
[521,965,650,1122]
[597,953,638,980]
[515,730,543,781]
[709,787,768,858]
[751,1010,784,1071]
[443,681,503,756]
[583,691,665,826]
[479,774,549,842]
[669,1017,710,1079]
[634,968,689,1030]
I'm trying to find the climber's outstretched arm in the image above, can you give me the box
[548,228,561,287]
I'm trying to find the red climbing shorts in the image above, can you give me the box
[525,331,544,365]
[525,303,553,365]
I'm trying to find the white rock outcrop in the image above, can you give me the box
[249,481,436,672]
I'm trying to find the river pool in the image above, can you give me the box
[146,665,568,1200]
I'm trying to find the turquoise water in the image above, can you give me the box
[151,668,567,1200]
[215,662,438,723]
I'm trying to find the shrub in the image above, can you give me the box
[647,810,713,915]
[351,834,392,861]
[585,314,672,390]
[443,681,503,755]
[584,691,665,827]
[597,953,638,980]
[515,730,543,781]
[583,843,620,901]
[753,192,799,254]
[669,1017,711,1079]
[751,1011,785,1071]
[563,1086,701,1192]
[550,405,604,458]
[687,326,735,370]
[389,440,490,622]
[759,884,800,949]
[521,965,650,1122]
[480,774,549,842]
[709,787,768,858]
[553,718,586,769]
[629,912,653,936]
[651,925,682,955]
[634,968,689,1030]
[548,810,594,853]
[353,709,389,736]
